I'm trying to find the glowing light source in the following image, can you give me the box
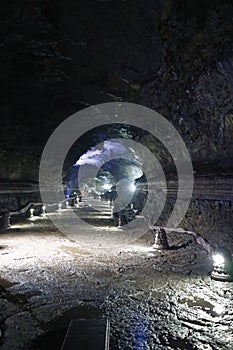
[129,183,136,192]
[213,304,225,315]
[30,208,34,217]
[213,254,225,265]
[42,205,46,215]
[211,247,233,282]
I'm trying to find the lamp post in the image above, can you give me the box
[211,247,233,282]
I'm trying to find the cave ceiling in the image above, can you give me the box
[0,0,233,181]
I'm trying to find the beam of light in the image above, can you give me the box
[9,223,35,229]
[213,254,225,265]
[124,246,155,254]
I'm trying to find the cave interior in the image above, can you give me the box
[0,1,233,349]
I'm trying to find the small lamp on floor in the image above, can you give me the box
[211,247,233,282]
[153,228,169,250]
[30,208,34,218]
[41,205,46,215]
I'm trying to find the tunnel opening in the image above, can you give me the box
[63,148,143,197]
[62,123,177,182]
[60,123,177,228]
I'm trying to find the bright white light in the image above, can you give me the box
[129,184,136,192]
[213,304,225,315]
[103,184,111,190]
[30,208,34,217]
[124,246,155,253]
[213,254,225,265]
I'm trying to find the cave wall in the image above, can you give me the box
[0,0,233,182]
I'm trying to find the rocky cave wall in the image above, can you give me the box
[0,0,233,182]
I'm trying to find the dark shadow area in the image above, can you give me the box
[32,306,103,350]
[169,239,194,250]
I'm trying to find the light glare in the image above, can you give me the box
[213,304,225,315]
[129,184,136,192]
[213,254,225,265]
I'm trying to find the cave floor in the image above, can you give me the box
[0,200,233,350]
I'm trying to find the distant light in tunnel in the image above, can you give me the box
[103,183,112,190]
[129,183,136,192]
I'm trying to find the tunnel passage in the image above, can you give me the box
[62,123,176,180]
[61,123,177,223]
[63,141,144,195]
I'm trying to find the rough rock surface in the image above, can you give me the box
[0,200,232,350]
[0,1,233,181]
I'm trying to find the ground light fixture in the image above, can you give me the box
[211,247,233,282]
[74,198,80,208]
[153,228,169,250]
[0,211,11,229]
[41,205,46,215]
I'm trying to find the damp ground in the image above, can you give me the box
[0,199,232,350]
